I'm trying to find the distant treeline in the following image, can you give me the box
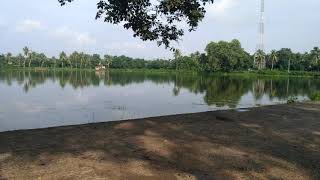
[1,39,319,72]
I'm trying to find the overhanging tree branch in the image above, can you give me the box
[58,0,214,50]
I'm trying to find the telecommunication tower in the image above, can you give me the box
[254,0,266,69]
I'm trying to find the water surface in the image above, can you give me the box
[0,70,318,132]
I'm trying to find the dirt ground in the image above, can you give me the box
[0,102,319,180]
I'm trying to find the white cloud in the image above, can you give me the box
[16,19,46,32]
[53,27,96,46]
[207,0,237,17]
[15,19,96,47]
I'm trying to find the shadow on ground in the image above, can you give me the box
[0,103,319,179]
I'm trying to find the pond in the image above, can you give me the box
[0,70,319,132]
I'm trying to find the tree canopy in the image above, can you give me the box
[1,40,320,73]
[205,40,252,71]
[58,0,214,49]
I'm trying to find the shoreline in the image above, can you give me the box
[1,67,320,78]
[0,102,319,179]
[0,103,284,134]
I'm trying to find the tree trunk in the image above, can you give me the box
[286,78,290,95]
[270,79,273,95]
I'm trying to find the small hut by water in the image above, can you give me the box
[95,63,106,71]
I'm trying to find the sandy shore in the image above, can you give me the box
[0,102,319,180]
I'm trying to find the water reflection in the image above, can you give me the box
[0,69,319,131]
[1,70,319,107]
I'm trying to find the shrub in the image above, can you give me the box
[310,92,320,101]
[287,96,298,104]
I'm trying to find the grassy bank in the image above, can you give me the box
[214,70,320,78]
[1,67,320,78]
[310,92,320,101]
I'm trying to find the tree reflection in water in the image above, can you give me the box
[0,69,319,108]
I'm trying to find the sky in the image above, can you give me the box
[0,0,319,59]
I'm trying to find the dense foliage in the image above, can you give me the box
[0,54,4,68]
[310,92,320,101]
[1,40,319,73]
[58,0,214,49]
[204,40,252,71]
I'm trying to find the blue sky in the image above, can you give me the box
[0,0,319,59]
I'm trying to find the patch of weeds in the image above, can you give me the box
[310,92,320,101]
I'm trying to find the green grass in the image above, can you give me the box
[254,70,320,77]
[109,68,197,75]
[310,92,320,101]
[216,70,320,78]
[1,67,319,78]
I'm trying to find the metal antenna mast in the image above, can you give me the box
[258,0,265,52]
[254,0,266,69]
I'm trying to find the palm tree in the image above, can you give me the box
[5,53,12,65]
[59,51,67,69]
[39,53,47,68]
[108,59,112,69]
[83,54,90,69]
[52,56,57,69]
[269,50,278,70]
[311,47,320,71]
[28,51,35,68]
[312,55,320,71]
[70,51,79,69]
[174,49,182,70]
[22,46,30,68]
[104,55,112,69]
[17,53,24,67]
[23,46,29,56]
[68,58,73,69]
[79,53,85,69]
[254,50,266,70]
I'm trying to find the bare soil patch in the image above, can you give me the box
[0,102,319,179]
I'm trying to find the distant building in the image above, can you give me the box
[95,63,106,71]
